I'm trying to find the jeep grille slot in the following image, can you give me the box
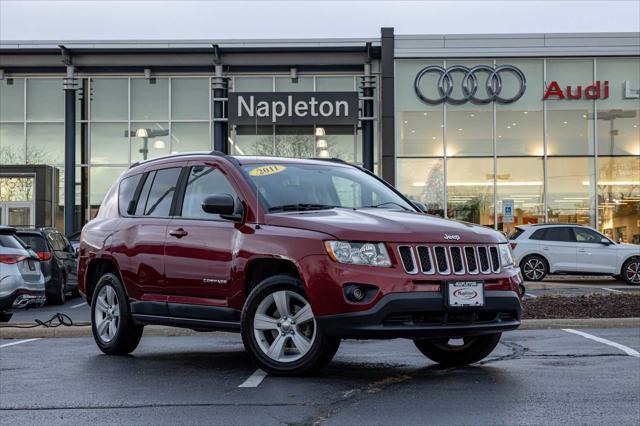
[477,246,491,273]
[489,246,500,272]
[398,246,417,274]
[449,246,464,274]
[416,246,434,274]
[433,246,450,274]
[465,246,478,274]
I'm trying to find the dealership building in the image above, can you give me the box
[1,29,639,243]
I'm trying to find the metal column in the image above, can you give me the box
[63,64,77,236]
[212,63,228,153]
[361,62,375,172]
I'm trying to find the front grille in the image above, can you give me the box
[465,246,478,273]
[489,246,500,272]
[416,246,434,274]
[433,246,450,274]
[398,246,417,274]
[478,246,490,273]
[449,246,464,274]
[396,243,501,276]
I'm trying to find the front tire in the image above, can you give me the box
[47,271,66,305]
[241,275,340,376]
[413,333,502,366]
[91,273,143,355]
[520,255,548,281]
[621,258,640,285]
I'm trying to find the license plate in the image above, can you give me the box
[446,281,484,307]
[27,259,36,271]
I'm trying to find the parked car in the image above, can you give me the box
[510,224,640,285]
[0,226,46,322]
[79,153,523,375]
[67,231,81,251]
[16,227,79,305]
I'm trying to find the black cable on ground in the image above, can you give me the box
[0,313,74,328]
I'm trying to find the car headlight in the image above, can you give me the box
[324,241,391,267]
[498,244,514,267]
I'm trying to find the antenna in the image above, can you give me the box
[254,111,261,229]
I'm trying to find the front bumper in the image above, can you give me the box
[316,290,521,339]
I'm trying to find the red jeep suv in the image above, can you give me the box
[79,152,522,375]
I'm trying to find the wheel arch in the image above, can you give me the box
[244,257,303,296]
[519,252,551,272]
[84,257,126,305]
[620,254,640,275]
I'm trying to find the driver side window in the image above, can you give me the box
[181,166,237,220]
[573,227,604,243]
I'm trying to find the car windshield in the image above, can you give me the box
[242,163,416,212]
[16,234,49,252]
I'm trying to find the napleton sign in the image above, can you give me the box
[228,92,359,125]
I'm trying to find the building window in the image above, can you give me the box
[496,60,544,156]
[0,123,25,164]
[546,59,595,156]
[275,125,314,157]
[26,78,63,121]
[90,123,129,165]
[496,157,545,229]
[446,157,495,226]
[595,58,640,156]
[131,78,169,121]
[171,78,209,120]
[171,122,210,153]
[0,77,24,121]
[546,157,595,227]
[90,78,128,120]
[396,158,445,217]
[130,122,170,161]
[597,156,640,243]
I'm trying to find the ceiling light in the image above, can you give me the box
[404,120,408,124]
[153,140,166,149]
[316,138,328,149]
[563,121,568,124]
[412,182,427,187]
[432,136,437,140]
[523,111,528,115]
[315,127,325,136]
[135,128,149,138]
[318,149,329,158]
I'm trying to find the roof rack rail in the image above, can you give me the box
[129,151,232,169]
[311,157,350,165]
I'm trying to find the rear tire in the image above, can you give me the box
[241,275,340,376]
[520,255,548,281]
[413,333,502,366]
[91,272,143,355]
[621,258,640,285]
[0,311,13,322]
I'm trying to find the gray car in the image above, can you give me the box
[0,226,46,322]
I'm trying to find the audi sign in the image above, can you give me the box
[414,65,526,105]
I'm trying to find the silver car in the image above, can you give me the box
[0,226,46,322]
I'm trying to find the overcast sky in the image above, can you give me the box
[1,0,639,41]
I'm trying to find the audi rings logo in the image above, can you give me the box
[414,65,526,105]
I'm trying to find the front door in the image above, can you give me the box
[164,162,240,303]
[572,227,618,274]
[539,226,577,272]
[0,201,35,226]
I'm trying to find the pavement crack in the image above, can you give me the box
[290,374,412,426]
[0,402,310,411]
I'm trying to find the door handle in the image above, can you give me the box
[542,246,549,251]
[169,228,188,238]
[578,248,587,253]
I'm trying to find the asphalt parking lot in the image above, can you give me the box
[1,328,639,425]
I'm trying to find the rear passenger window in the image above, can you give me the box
[141,168,181,217]
[134,172,155,216]
[181,166,237,220]
[118,174,143,216]
[530,229,546,240]
[542,227,573,242]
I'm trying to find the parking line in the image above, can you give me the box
[238,369,267,388]
[71,302,88,308]
[601,287,624,294]
[525,293,538,298]
[562,329,640,358]
[0,338,41,349]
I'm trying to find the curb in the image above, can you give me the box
[1,318,639,339]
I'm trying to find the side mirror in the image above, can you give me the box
[202,194,243,221]
[600,237,612,245]
[411,200,427,213]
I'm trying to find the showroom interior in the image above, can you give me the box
[0,29,638,243]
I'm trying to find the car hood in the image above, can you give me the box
[617,243,640,252]
[265,208,506,244]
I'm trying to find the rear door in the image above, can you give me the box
[572,227,618,274]
[163,161,240,303]
[116,166,182,296]
[539,226,577,272]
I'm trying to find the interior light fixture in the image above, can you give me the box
[318,149,329,158]
[153,140,166,150]
[316,139,328,149]
[315,127,326,136]
[135,128,149,138]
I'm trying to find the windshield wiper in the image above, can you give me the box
[360,201,411,211]
[268,203,336,212]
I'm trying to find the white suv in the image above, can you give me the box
[510,224,640,285]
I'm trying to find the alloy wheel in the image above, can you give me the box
[94,285,120,343]
[626,261,640,284]
[523,258,545,280]
[253,290,316,363]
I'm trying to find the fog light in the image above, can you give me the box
[351,286,365,301]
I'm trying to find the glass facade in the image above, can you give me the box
[1,73,370,228]
[396,57,640,242]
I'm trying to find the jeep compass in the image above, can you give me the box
[78,152,522,375]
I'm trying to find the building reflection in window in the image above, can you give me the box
[496,158,544,230]
[446,158,495,226]
[396,158,445,217]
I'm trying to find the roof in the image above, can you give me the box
[0,226,17,234]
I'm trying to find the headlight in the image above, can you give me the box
[498,244,514,267]
[324,241,391,267]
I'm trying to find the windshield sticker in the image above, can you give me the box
[249,165,286,177]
